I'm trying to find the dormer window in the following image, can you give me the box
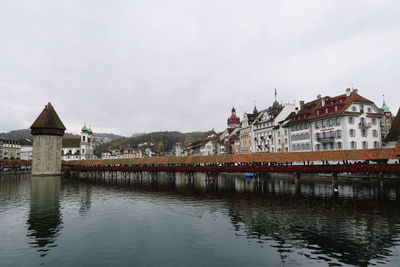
[352,106,357,112]
[325,108,328,113]
[335,106,338,112]
[317,110,320,116]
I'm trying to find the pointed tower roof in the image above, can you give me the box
[253,105,258,114]
[381,96,390,113]
[385,108,400,143]
[30,102,66,136]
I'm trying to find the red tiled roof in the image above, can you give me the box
[288,91,377,125]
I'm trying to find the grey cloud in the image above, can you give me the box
[0,0,399,135]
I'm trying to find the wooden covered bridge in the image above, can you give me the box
[1,144,400,177]
[62,144,400,177]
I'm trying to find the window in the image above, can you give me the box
[337,142,342,149]
[368,107,372,112]
[82,148,85,154]
[325,108,329,114]
[315,144,321,151]
[361,129,367,137]
[352,106,357,112]
[336,130,342,138]
[362,141,368,149]
[317,110,320,116]
[322,120,326,128]
[374,141,379,149]
[351,141,357,149]
[372,118,377,125]
[292,145,296,151]
[348,117,354,124]
[335,106,338,112]
[349,129,355,137]
[82,136,86,142]
[336,118,341,125]
[372,130,378,137]
[360,105,364,114]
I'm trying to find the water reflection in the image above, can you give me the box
[74,172,400,266]
[27,176,62,257]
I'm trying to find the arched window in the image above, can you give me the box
[362,141,368,149]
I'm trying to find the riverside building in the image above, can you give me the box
[252,100,296,153]
[286,88,383,152]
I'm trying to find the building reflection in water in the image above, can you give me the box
[83,171,400,266]
[27,176,62,257]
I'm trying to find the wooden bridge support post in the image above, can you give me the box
[332,173,339,196]
[295,173,301,184]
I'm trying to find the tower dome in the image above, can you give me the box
[382,102,390,113]
[81,124,89,133]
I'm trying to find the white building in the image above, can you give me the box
[19,138,33,160]
[253,101,296,153]
[286,88,383,152]
[62,124,95,161]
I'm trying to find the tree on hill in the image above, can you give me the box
[96,131,209,154]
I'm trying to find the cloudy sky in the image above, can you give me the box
[1,0,399,136]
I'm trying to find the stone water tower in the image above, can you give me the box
[30,103,66,176]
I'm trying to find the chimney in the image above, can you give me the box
[346,88,351,97]
[300,101,305,109]
[353,88,358,93]
[317,94,321,100]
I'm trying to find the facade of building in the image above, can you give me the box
[383,108,400,148]
[273,113,294,152]
[253,101,296,152]
[0,139,21,159]
[122,147,142,158]
[239,107,258,154]
[286,88,383,152]
[19,138,33,160]
[62,125,95,161]
[381,98,393,140]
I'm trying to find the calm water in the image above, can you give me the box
[1,173,400,266]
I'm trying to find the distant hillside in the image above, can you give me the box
[96,131,208,153]
[0,129,121,141]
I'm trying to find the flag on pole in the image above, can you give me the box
[275,88,277,97]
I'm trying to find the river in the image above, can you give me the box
[1,172,400,266]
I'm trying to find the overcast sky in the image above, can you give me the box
[1,0,399,136]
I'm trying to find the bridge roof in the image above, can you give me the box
[63,145,400,166]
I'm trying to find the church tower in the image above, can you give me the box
[30,103,66,176]
[80,124,94,160]
[227,107,241,128]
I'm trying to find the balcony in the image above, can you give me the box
[316,136,336,143]
[359,122,372,129]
